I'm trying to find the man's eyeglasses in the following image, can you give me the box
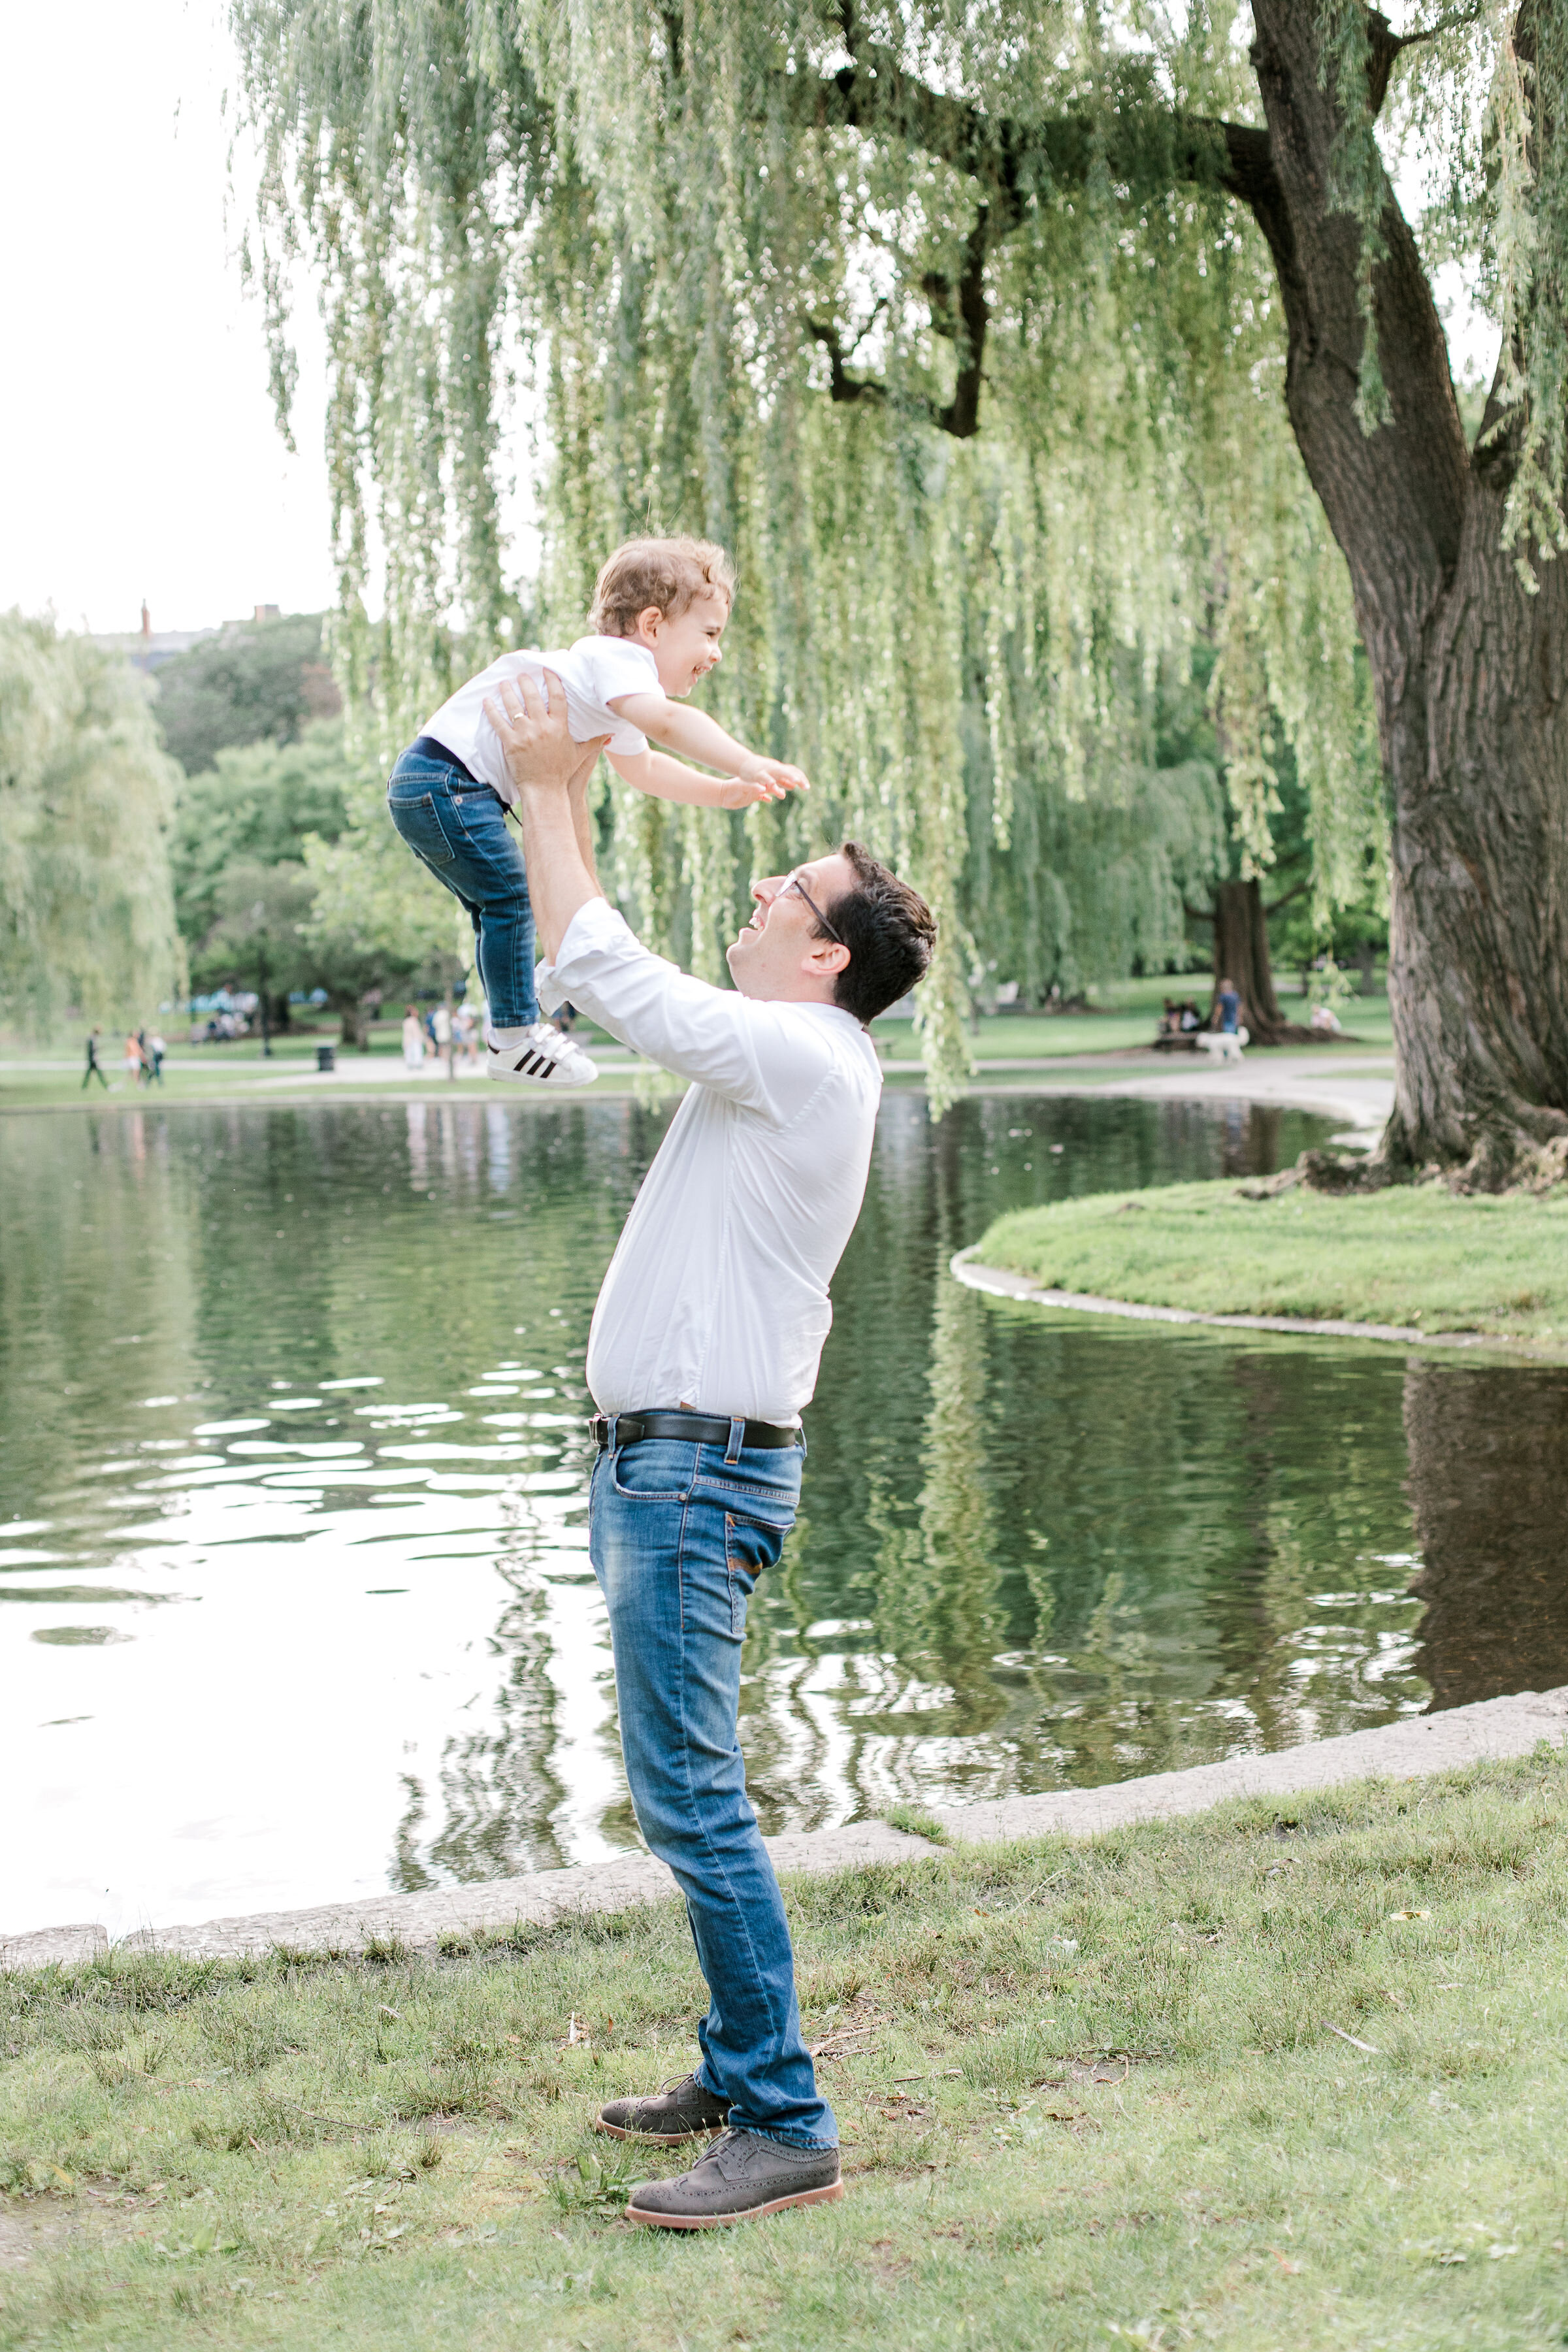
[782,872,845,946]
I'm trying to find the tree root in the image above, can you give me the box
[1271,1132,1568,1200]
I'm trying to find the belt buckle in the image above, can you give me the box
[590,1414,610,1450]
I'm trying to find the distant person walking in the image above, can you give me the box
[401,1007,425,1070]
[123,1032,144,1083]
[147,1030,166,1084]
[1216,977,1241,1034]
[82,1028,108,1090]
[453,1002,480,1069]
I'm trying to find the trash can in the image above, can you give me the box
[316,1044,336,1073]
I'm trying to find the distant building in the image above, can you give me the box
[90,602,287,675]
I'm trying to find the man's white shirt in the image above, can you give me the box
[536,899,883,1424]
[422,637,664,799]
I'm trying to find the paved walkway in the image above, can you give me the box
[5,1684,1559,1970]
[947,1051,1394,1141]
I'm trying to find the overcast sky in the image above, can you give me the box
[1,0,335,636]
[1,4,1498,642]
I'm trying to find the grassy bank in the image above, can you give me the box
[975,1180,1568,1344]
[5,1752,1568,2349]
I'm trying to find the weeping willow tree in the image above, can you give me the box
[237,0,1564,1167]
[0,614,184,1032]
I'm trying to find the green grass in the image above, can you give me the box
[975,1179,1568,1343]
[6,1754,1568,2347]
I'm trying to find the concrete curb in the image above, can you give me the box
[0,1823,935,1972]
[6,1690,1565,1973]
[925,1686,1568,1840]
[951,1249,1556,1357]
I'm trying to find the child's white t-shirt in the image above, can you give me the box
[419,636,664,801]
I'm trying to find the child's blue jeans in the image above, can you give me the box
[386,742,536,1030]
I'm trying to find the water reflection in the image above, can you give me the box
[1405,1360,1568,1709]
[1,1091,1558,1936]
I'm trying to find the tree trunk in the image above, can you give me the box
[1209,878,1284,1041]
[1245,0,1568,1186]
[336,997,370,1052]
[1380,474,1568,1181]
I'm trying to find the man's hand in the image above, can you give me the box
[483,668,607,798]
[483,670,609,964]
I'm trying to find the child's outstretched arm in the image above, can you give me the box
[608,748,801,810]
[609,693,808,796]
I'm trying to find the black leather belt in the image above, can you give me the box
[591,1411,800,1452]
[408,734,487,787]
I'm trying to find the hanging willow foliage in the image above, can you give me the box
[232,0,1557,1102]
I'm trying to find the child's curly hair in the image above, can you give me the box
[589,536,736,638]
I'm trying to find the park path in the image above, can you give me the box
[956,1050,1394,1143]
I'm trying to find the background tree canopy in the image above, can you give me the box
[167,685,466,1043]
[152,610,342,776]
[0,614,184,1031]
[235,0,1565,1151]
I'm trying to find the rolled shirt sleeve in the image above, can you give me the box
[537,900,834,1120]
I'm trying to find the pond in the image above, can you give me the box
[5,1091,1565,1940]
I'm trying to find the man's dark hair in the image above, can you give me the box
[819,841,937,1026]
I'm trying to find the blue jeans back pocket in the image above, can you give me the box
[387,785,461,868]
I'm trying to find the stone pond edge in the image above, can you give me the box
[7,1689,1566,1973]
[951,1246,1563,1358]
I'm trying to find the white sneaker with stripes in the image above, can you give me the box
[485,1022,599,1087]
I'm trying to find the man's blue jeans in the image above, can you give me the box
[386,745,536,1030]
[589,1428,836,2151]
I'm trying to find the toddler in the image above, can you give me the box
[387,536,806,1086]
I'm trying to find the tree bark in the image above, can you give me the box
[1244,0,1568,1186]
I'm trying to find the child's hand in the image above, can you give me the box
[716,776,773,809]
[716,769,805,809]
[735,757,810,800]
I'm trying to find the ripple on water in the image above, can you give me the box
[4,1089,1560,1935]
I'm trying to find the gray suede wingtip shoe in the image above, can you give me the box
[625,2127,843,2229]
[595,2071,730,2145]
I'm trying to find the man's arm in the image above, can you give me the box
[483,670,608,963]
[485,669,832,1118]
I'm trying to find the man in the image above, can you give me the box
[82,1028,108,1090]
[486,669,935,2229]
